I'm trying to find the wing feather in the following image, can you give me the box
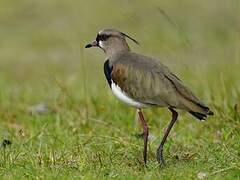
[110,52,209,113]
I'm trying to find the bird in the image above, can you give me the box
[85,28,213,166]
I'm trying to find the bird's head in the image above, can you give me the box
[85,28,139,57]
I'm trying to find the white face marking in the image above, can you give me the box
[99,41,104,48]
[111,81,148,108]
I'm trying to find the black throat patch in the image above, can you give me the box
[103,59,113,87]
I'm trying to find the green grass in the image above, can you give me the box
[0,0,240,179]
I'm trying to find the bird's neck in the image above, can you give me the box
[105,42,130,59]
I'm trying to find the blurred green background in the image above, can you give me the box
[0,0,239,179]
[1,0,239,96]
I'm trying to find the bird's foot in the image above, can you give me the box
[156,146,166,167]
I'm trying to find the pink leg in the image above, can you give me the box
[137,109,149,165]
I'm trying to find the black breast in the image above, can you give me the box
[103,59,113,87]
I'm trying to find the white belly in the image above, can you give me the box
[111,81,148,108]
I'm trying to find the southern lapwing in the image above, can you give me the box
[85,28,213,165]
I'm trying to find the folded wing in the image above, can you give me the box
[110,52,213,117]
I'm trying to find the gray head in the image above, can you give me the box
[85,29,139,57]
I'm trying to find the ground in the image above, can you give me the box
[0,0,239,179]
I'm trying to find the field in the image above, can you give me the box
[0,0,240,179]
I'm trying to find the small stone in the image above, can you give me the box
[28,103,49,115]
[197,172,207,179]
[148,134,157,141]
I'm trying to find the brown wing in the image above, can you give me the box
[111,52,209,113]
[111,61,180,108]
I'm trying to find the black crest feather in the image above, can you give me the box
[121,32,140,45]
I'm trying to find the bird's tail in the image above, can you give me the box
[189,106,214,121]
[178,94,214,121]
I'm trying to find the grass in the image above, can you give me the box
[0,0,240,179]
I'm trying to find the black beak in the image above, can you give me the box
[85,40,98,48]
[85,44,92,48]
